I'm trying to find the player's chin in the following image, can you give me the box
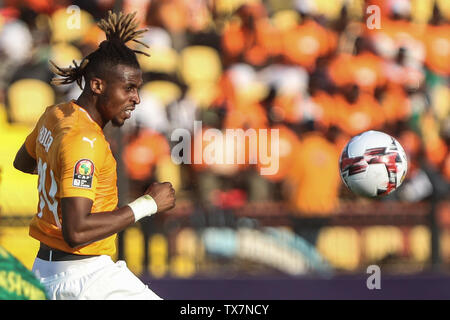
[111,117,126,127]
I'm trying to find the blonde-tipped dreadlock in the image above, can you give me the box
[49,59,89,89]
[50,10,149,90]
[97,11,150,57]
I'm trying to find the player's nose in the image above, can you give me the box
[131,90,140,105]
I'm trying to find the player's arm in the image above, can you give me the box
[15,112,42,174]
[61,182,175,248]
[13,143,37,174]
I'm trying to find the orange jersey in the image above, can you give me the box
[282,19,337,71]
[24,101,118,256]
[123,129,170,181]
[256,124,301,182]
[288,132,341,216]
[333,93,385,136]
[311,90,337,130]
[328,52,386,94]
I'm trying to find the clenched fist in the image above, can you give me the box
[145,182,176,212]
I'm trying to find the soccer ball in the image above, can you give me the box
[339,130,408,197]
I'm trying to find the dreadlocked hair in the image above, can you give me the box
[50,11,150,90]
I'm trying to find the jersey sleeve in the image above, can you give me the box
[58,131,106,201]
[24,116,43,160]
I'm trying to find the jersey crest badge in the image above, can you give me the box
[73,159,94,188]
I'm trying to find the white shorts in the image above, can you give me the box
[32,255,162,300]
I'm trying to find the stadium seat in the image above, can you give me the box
[123,227,145,275]
[138,47,179,74]
[148,234,168,278]
[362,226,404,263]
[186,82,219,109]
[316,227,361,270]
[411,0,450,23]
[140,80,182,106]
[170,254,196,278]
[8,79,55,125]
[314,0,364,20]
[179,46,222,86]
[440,229,450,264]
[409,226,430,263]
[155,155,182,192]
[50,43,83,69]
[215,0,249,15]
[271,10,301,31]
[175,228,200,258]
[171,228,199,278]
[226,63,269,105]
[431,85,450,122]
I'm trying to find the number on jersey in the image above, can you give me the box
[37,158,60,229]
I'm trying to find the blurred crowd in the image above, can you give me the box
[0,0,449,218]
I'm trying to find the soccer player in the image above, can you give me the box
[12,11,176,300]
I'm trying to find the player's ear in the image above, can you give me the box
[89,77,105,95]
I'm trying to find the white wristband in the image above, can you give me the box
[128,195,158,222]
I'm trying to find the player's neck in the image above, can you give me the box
[75,93,106,129]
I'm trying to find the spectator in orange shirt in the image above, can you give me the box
[256,123,301,183]
[223,101,268,131]
[424,20,450,76]
[286,122,341,246]
[310,89,336,131]
[281,16,337,72]
[328,36,386,95]
[146,0,189,36]
[123,128,171,199]
[375,84,412,127]
[286,122,341,216]
[221,3,282,67]
[398,128,422,177]
[333,84,385,136]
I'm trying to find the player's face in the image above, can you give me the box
[101,64,143,127]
